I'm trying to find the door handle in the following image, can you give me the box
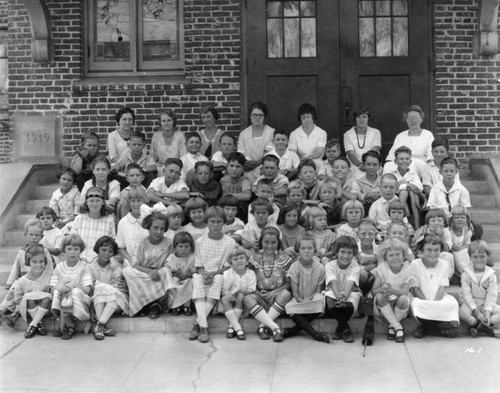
[342,86,352,125]
[345,102,351,123]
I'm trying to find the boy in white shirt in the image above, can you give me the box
[180,132,209,181]
[147,158,190,208]
[265,129,300,179]
[369,173,399,231]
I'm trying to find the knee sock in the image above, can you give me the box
[194,300,207,328]
[394,306,409,322]
[94,303,105,320]
[249,305,279,331]
[99,302,118,325]
[291,314,318,339]
[380,304,402,330]
[268,302,285,321]
[225,310,242,331]
[30,307,48,326]
[205,299,216,318]
[234,308,243,320]
[27,307,37,322]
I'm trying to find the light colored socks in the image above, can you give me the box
[99,302,118,325]
[380,304,402,330]
[194,300,208,327]
[394,306,409,322]
[225,310,242,331]
[31,307,48,326]
[250,305,279,331]
[267,302,285,321]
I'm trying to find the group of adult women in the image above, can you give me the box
[108,102,434,181]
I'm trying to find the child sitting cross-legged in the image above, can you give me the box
[372,238,413,343]
[189,206,237,343]
[459,240,499,338]
[283,234,329,343]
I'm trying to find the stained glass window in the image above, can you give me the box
[267,1,317,58]
[358,0,408,57]
[87,0,183,75]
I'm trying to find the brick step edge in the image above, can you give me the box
[3,314,496,338]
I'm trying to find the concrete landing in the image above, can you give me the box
[0,163,33,219]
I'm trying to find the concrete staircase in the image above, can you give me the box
[1,177,499,336]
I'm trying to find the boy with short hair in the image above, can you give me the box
[180,132,209,180]
[249,179,280,226]
[111,131,157,187]
[265,129,300,179]
[253,154,289,207]
[297,159,321,201]
[427,157,471,218]
[318,138,341,179]
[118,163,149,220]
[70,132,100,191]
[147,158,190,208]
[369,173,399,231]
[422,137,461,196]
[220,152,252,218]
[218,194,245,236]
[384,146,424,228]
[211,132,237,181]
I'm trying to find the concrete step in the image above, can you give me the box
[481,225,498,243]
[36,183,59,199]
[0,247,22,265]
[0,263,11,287]
[462,179,489,194]
[4,229,26,247]
[15,214,35,229]
[471,209,500,225]
[470,193,496,208]
[24,199,51,214]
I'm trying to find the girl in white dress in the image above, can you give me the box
[410,234,460,338]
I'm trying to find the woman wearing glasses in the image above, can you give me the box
[237,101,275,183]
[288,103,327,169]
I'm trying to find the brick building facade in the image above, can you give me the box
[0,0,499,169]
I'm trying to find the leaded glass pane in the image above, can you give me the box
[94,0,130,62]
[375,1,391,16]
[284,18,300,57]
[267,19,283,58]
[300,1,315,17]
[301,18,316,57]
[267,2,282,17]
[359,1,374,17]
[393,0,408,16]
[359,18,375,57]
[393,17,408,56]
[283,1,300,17]
[142,0,179,61]
[376,17,391,56]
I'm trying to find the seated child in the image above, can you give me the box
[147,158,190,208]
[187,161,222,207]
[116,187,149,265]
[305,207,336,261]
[317,138,341,180]
[248,179,280,226]
[427,157,471,219]
[121,212,172,318]
[164,204,185,243]
[324,236,362,343]
[71,187,116,262]
[211,132,237,181]
[166,231,196,316]
[369,173,399,232]
[336,200,364,240]
[422,137,459,196]
[218,194,245,236]
[89,236,129,340]
[253,154,289,207]
[70,132,100,191]
[219,152,252,219]
[459,240,499,337]
[384,146,424,228]
[372,238,413,343]
[297,159,321,201]
[450,205,473,277]
[316,179,342,229]
[264,129,300,179]
[6,219,53,290]
[13,245,53,338]
[50,234,92,340]
[356,218,378,295]
[219,246,257,340]
[78,154,121,213]
[240,198,280,250]
[286,180,310,218]
[111,131,157,188]
[117,163,149,221]
[332,156,362,204]
[189,206,237,343]
[180,132,209,181]
[278,204,306,249]
[37,207,63,263]
[283,234,329,343]
[410,234,460,339]
[50,167,80,229]
[183,197,209,242]
[358,150,382,213]
[384,220,415,262]
[380,199,415,242]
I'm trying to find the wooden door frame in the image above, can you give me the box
[240,0,436,134]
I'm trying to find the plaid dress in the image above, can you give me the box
[70,214,116,262]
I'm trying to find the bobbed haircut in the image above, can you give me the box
[468,240,491,257]
[36,206,58,221]
[93,235,119,255]
[277,203,301,226]
[258,226,284,251]
[218,194,239,208]
[377,238,409,262]
[342,200,365,220]
[57,167,77,182]
[204,205,227,224]
[24,245,47,267]
[173,231,195,252]
[294,233,317,253]
[424,208,448,226]
[297,103,317,122]
[416,233,443,252]
[61,233,86,252]
[332,236,359,256]
[142,211,168,230]
[362,150,382,164]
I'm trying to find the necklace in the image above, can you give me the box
[355,127,367,149]
[262,254,276,279]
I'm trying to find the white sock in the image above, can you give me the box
[225,310,242,331]
[379,304,402,330]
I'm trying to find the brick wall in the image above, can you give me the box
[0,0,8,160]
[433,0,500,172]
[4,0,242,163]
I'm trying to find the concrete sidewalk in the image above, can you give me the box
[0,329,499,393]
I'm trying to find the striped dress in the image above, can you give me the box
[70,214,116,262]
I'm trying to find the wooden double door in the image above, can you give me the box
[245,0,433,158]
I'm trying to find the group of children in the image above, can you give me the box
[0,120,498,346]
